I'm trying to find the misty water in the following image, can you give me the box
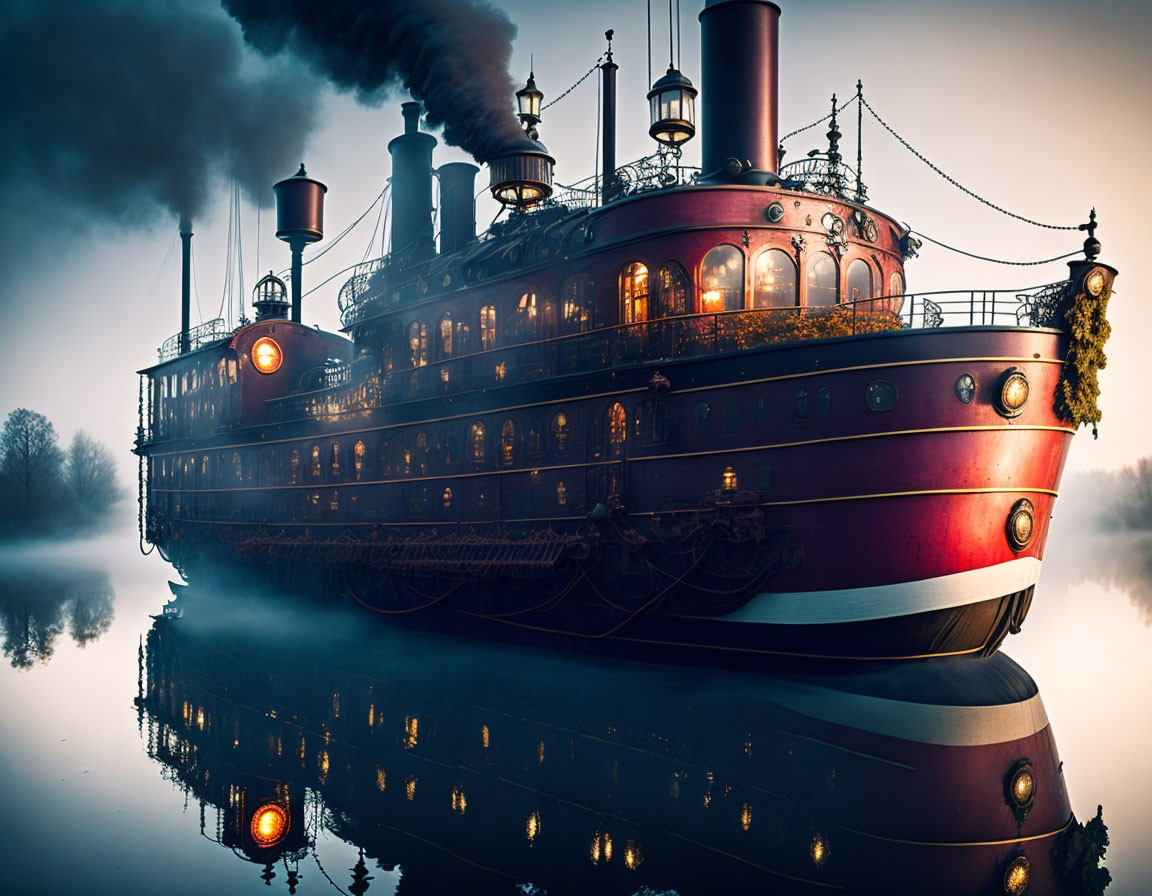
[1,508,1149,896]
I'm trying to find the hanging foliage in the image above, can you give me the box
[1055,287,1112,429]
[731,305,903,351]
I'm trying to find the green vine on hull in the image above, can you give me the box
[1055,286,1112,433]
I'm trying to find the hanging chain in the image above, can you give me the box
[541,55,606,112]
[779,94,858,145]
[911,230,1082,266]
[860,96,1080,231]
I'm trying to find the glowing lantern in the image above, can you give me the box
[250,803,288,847]
[251,337,283,374]
[648,67,697,147]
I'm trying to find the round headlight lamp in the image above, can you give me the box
[997,368,1029,417]
[1006,760,1036,810]
[1085,268,1106,297]
[251,337,283,374]
[1003,854,1030,895]
[250,802,288,847]
[1006,500,1036,553]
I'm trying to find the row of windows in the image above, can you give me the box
[392,248,900,369]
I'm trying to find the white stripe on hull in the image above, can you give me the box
[762,681,1050,746]
[719,557,1042,625]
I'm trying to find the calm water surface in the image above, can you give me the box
[0,520,1148,895]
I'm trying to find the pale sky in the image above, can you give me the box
[2,0,1148,482]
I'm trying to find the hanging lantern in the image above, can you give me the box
[489,142,555,209]
[648,67,697,147]
[516,72,544,133]
[252,271,289,322]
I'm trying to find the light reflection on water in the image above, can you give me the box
[0,525,1147,895]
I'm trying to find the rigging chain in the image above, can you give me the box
[910,230,1082,266]
[778,93,858,145]
[541,55,606,111]
[860,95,1080,231]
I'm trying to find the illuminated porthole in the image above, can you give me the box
[1085,268,1106,297]
[1006,499,1036,553]
[955,373,976,404]
[997,368,1029,417]
[1002,854,1030,895]
[1005,759,1036,824]
[250,803,288,847]
[251,337,283,374]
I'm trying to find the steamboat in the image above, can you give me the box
[135,0,1117,662]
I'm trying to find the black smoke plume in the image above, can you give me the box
[222,0,526,162]
[0,0,317,229]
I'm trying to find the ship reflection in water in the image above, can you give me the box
[137,590,1108,895]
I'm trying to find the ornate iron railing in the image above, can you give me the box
[778,153,859,199]
[268,281,1072,423]
[158,318,231,362]
[551,150,701,210]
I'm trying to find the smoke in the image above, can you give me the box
[222,0,527,162]
[0,0,318,230]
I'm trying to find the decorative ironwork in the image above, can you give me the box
[923,299,944,328]
[158,318,230,362]
[1015,280,1069,327]
[551,148,700,209]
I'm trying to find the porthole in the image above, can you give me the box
[1006,499,1035,553]
[955,373,976,404]
[765,201,785,223]
[997,368,1029,418]
[865,380,898,412]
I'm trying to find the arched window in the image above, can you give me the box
[438,313,453,358]
[310,445,321,478]
[353,440,366,480]
[413,432,429,476]
[561,276,595,333]
[551,411,570,454]
[516,292,538,340]
[701,245,744,312]
[620,263,649,324]
[479,305,497,350]
[753,249,797,308]
[806,253,838,307]
[606,402,627,459]
[846,259,873,304]
[657,262,691,317]
[889,270,905,297]
[330,441,341,477]
[500,420,516,467]
[468,422,486,467]
[408,321,428,367]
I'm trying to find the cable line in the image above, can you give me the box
[860,95,1080,231]
[541,55,605,112]
[910,230,1082,266]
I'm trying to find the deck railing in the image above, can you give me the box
[268,281,1071,423]
[157,318,231,362]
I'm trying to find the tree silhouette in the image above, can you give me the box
[0,408,64,532]
[64,430,122,526]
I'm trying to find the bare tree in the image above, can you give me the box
[65,430,122,522]
[0,408,64,530]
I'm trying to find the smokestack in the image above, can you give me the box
[437,162,479,255]
[179,217,192,354]
[601,34,618,204]
[388,102,437,261]
[699,0,781,181]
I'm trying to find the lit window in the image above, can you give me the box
[353,441,365,479]
[469,422,486,466]
[889,270,905,297]
[500,420,516,467]
[329,490,339,512]
[201,455,209,475]
[607,402,627,459]
[232,452,242,481]
[657,262,691,317]
[561,276,595,333]
[438,313,453,358]
[557,481,568,505]
[846,259,873,304]
[480,305,497,350]
[807,253,838,307]
[620,263,649,324]
[442,487,452,508]
[289,449,300,484]
[413,432,428,476]
[330,441,341,476]
[310,445,321,478]
[494,361,506,381]
[517,292,538,340]
[701,245,744,312]
[753,249,797,308]
[551,412,569,454]
[408,321,428,367]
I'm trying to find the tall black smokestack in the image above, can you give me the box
[224,0,525,163]
[699,0,781,181]
[437,162,479,255]
[179,218,192,355]
[389,104,437,262]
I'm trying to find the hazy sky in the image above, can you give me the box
[2,0,1149,483]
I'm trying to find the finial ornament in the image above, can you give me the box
[1079,208,1101,260]
[605,29,614,63]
